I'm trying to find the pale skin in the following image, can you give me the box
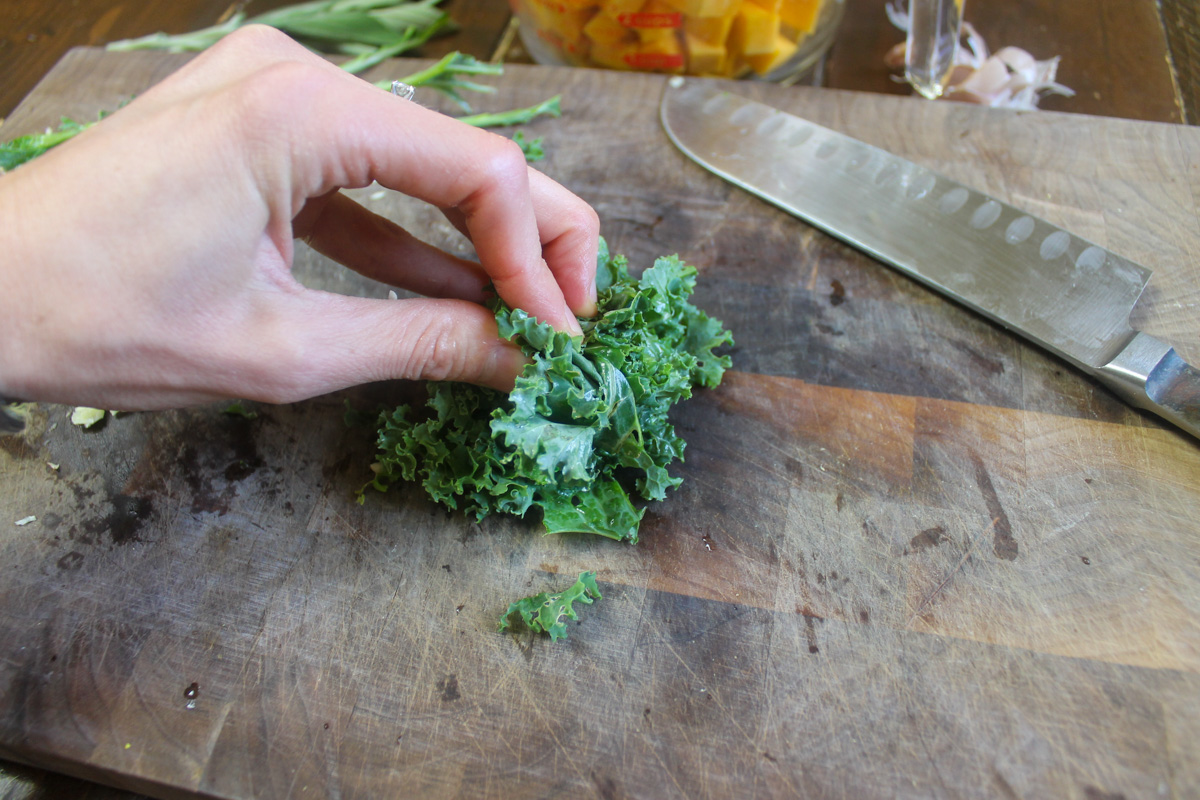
[0,25,599,411]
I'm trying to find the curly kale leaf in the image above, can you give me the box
[499,571,602,640]
[368,238,733,542]
[0,117,97,172]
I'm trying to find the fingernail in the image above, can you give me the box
[488,342,530,392]
[564,304,584,337]
[583,281,598,318]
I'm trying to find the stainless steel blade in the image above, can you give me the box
[660,77,1199,440]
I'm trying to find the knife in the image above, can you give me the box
[660,77,1200,441]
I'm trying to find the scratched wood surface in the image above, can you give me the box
[1,49,1199,799]
[3,0,1193,124]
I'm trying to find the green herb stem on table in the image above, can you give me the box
[1,1,558,172]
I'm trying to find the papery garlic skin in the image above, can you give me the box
[885,1,1075,109]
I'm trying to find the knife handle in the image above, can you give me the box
[1095,331,1200,441]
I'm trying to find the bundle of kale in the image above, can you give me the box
[365,239,732,542]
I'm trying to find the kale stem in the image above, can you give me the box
[105,13,246,52]
[456,95,561,128]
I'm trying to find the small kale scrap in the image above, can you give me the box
[0,116,101,173]
[366,238,732,542]
[499,571,602,641]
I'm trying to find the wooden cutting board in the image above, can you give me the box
[1,48,1198,799]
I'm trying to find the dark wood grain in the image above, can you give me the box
[1,49,1199,798]
[1162,0,1200,125]
[0,0,507,120]
[0,0,1193,123]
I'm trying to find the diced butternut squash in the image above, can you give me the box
[517,0,816,76]
[746,30,798,74]
[626,0,681,43]
[778,0,820,33]
[600,0,645,17]
[637,26,678,45]
[685,31,727,73]
[583,10,633,45]
[661,0,737,19]
[639,0,684,19]
[684,10,735,43]
[526,0,594,46]
[630,33,685,71]
[589,39,638,68]
[730,1,779,56]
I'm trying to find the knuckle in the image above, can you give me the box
[482,134,530,178]
[570,203,601,237]
[219,60,336,174]
[392,301,495,384]
[454,134,529,204]
[222,23,297,53]
[403,322,469,384]
[230,60,325,124]
[201,25,302,76]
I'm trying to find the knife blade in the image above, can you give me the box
[660,77,1199,441]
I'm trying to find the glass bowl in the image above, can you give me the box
[509,0,844,82]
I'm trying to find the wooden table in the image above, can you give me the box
[1,0,1196,125]
[2,2,1199,798]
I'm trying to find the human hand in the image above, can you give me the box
[0,25,598,411]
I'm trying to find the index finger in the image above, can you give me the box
[217,38,597,333]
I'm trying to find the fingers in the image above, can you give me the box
[203,36,595,333]
[379,119,584,334]
[528,173,599,317]
[162,25,600,330]
[295,190,490,302]
[253,294,529,401]
[440,170,599,317]
[134,25,331,107]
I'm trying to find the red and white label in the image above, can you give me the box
[617,12,682,28]
[624,51,685,69]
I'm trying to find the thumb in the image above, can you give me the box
[271,294,528,398]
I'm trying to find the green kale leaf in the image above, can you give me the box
[499,571,602,640]
[0,117,97,172]
[367,238,733,542]
[511,130,546,162]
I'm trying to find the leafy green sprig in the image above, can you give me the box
[0,116,106,172]
[106,0,451,55]
[2,51,558,171]
[366,239,733,543]
[499,572,602,640]
[511,131,546,162]
[457,95,561,129]
[388,51,502,109]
